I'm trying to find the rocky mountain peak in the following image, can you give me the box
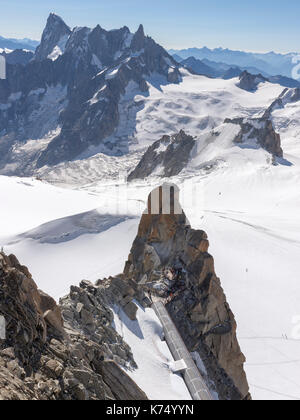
[237,70,267,91]
[48,12,68,26]
[123,184,251,400]
[34,13,71,61]
[131,24,145,51]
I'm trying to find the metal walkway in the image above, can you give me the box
[152,301,213,401]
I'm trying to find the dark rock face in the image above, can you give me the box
[225,117,283,158]
[34,13,71,62]
[0,14,181,174]
[0,253,147,400]
[237,70,267,91]
[123,185,251,400]
[128,130,195,181]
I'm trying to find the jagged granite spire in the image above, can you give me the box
[131,24,145,51]
[34,13,71,61]
[124,184,251,400]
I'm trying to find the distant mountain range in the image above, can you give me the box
[177,56,300,88]
[0,36,39,51]
[169,47,298,78]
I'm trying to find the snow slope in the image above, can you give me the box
[0,176,140,298]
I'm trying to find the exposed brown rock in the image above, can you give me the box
[124,184,251,400]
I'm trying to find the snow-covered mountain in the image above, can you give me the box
[0,13,298,180]
[0,13,181,174]
[169,47,298,78]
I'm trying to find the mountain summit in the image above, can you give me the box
[34,13,71,61]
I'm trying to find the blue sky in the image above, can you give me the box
[0,0,299,53]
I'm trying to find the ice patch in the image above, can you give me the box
[47,34,69,61]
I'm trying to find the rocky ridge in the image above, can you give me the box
[0,252,146,400]
[263,87,300,119]
[128,130,196,181]
[224,117,283,158]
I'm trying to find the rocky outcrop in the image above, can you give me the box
[34,13,71,61]
[225,117,283,158]
[237,70,267,92]
[0,252,147,400]
[128,130,195,181]
[124,185,251,400]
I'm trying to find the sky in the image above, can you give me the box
[0,0,299,53]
